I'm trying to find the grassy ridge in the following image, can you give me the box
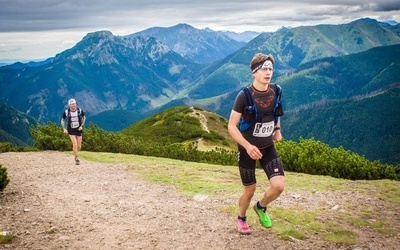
[120,106,236,149]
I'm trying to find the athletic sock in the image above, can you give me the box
[257,201,266,210]
[238,215,247,222]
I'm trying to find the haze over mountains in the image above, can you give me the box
[0,18,399,164]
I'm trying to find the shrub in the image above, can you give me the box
[0,164,10,191]
[0,142,38,153]
[0,142,14,153]
[29,123,399,181]
[30,122,70,150]
[276,138,398,180]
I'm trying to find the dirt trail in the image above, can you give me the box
[0,151,397,249]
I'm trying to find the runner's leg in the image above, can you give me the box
[76,135,82,152]
[238,184,256,217]
[260,176,284,207]
[69,135,78,158]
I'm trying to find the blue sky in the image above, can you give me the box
[1,0,399,62]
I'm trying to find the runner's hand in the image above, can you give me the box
[246,145,262,160]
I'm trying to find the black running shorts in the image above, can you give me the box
[238,145,285,186]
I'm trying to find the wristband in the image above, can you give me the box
[274,127,281,131]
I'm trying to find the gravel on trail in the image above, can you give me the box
[0,151,397,250]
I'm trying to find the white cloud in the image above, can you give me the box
[0,0,399,61]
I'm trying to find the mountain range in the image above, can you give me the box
[128,23,250,64]
[0,18,399,164]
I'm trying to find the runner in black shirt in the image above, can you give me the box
[228,53,284,234]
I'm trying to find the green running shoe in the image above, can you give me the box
[253,203,272,228]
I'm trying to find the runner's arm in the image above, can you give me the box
[273,118,282,143]
[61,118,65,129]
[61,118,67,133]
[228,110,262,160]
[81,116,86,127]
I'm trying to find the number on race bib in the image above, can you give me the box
[252,121,274,137]
[71,122,80,129]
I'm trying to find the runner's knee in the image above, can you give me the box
[270,179,284,194]
[242,184,256,198]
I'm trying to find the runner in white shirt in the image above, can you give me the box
[61,98,86,165]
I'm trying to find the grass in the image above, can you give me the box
[79,151,400,245]
[284,172,349,192]
[0,235,12,244]
[82,151,239,196]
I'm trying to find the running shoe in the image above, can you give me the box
[253,203,272,228]
[237,218,251,235]
[75,157,80,165]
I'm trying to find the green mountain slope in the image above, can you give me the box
[278,44,400,110]
[89,110,145,132]
[0,129,27,146]
[213,43,400,117]
[283,87,400,164]
[0,103,39,146]
[210,44,400,164]
[191,18,400,101]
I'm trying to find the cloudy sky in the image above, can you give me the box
[1,0,399,62]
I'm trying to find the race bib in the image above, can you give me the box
[71,122,80,129]
[252,121,274,137]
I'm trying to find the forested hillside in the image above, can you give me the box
[0,104,39,146]
[283,87,400,164]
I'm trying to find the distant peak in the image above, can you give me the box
[277,26,291,31]
[175,23,192,27]
[383,20,399,26]
[351,18,379,24]
[84,30,114,39]
[172,23,195,30]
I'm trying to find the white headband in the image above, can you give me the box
[251,59,274,73]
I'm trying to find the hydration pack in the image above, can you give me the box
[65,108,83,125]
[238,84,283,132]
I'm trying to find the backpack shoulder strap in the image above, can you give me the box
[241,86,258,120]
[275,84,281,108]
[274,84,282,100]
[273,84,283,124]
[273,84,282,108]
[242,86,254,108]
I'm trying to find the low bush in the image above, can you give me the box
[276,138,399,180]
[0,164,10,191]
[30,122,399,181]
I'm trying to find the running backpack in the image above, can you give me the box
[65,108,83,125]
[238,84,283,132]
